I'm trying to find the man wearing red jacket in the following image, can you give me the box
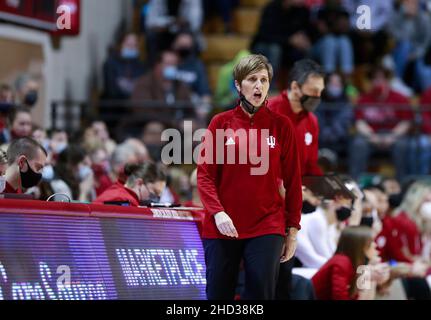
[268,59,325,176]
[268,59,325,300]
[197,54,303,300]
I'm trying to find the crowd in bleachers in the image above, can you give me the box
[92,0,431,180]
[293,177,431,300]
[2,0,431,300]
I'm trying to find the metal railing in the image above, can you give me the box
[50,100,431,138]
[50,99,199,139]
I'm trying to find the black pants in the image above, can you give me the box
[203,235,284,300]
[402,277,431,300]
[275,258,295,299]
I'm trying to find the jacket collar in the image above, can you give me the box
[234,101,271,123]
[282,90,308,121]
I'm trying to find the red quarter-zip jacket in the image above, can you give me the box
[94,182,140,206]
[268,91,323,176]
[197,105,303,239]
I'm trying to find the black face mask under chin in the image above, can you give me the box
[24,90,38,107]
[336,206,352,222]
[302,200,317,214]
[20,159,42,189]
[239,93,265,115]
[300,94,321,113]
[360,216,374,228]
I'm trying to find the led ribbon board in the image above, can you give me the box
[0,206,206,300]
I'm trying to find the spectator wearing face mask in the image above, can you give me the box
[0,106,33,149]
[268,59,326,176]
[172,31,211,101]
[52,145,95,202]
[372,186,417,265]
[269,59,325,300]
[102,32,146,100]
[172,31,212,121]
[14,74,40,108]
[132,50,192,105]
[94,162,166,206]
[3,137,47,194]
[315,72,353,160]
[360,188,382,235]
[349,66,414,180]
[381,177,402,196]
[49,129,69,160]
[296,195,353,268]
[31,125,55,187]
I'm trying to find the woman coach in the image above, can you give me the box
[197,54,303,300]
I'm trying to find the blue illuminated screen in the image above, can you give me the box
[0,213,206,300]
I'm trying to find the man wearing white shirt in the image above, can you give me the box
[296,196,353,268]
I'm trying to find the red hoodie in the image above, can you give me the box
[4,181,22,194]
[356,89,413,131]
[268,91,323,176]
[312,254,357,300]
[376,215,413,263]
[393,211,422,256]
[197,105,303,239]
[94,182,140,206]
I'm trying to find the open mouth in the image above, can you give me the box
[253,93,262,99]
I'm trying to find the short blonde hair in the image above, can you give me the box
[397,180,431,224]
[233,54,273,84]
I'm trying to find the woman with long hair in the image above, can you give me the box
[394,181,431,260]
[312,226,379,300]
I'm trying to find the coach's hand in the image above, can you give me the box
[280,228,298,263]
[214,212,239,238]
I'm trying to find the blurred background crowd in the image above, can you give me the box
[3,0,431,300]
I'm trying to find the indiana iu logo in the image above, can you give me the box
[305,132,313,146]
[267,136,276,149]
